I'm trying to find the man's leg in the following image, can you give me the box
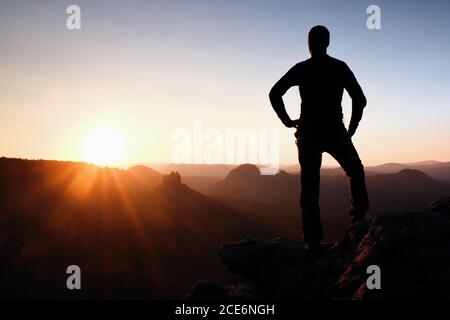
[326,130,369,219]
[297,135,323,243]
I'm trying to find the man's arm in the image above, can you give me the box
[269,65,300,128]
[343,64,367,137]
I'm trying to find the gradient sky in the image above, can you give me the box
[1,0,450,166]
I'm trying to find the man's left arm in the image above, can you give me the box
[344,64,367,137]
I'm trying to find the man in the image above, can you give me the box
[269,25,369,253]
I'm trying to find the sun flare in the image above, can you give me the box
[82,127,127,166]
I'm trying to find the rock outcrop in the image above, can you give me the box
[186,197,450,299]
[162,171,182,186]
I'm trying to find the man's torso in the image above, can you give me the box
[290,55,350,129]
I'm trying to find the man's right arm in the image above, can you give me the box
[269,64,300,128]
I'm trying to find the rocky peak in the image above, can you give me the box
[162,171,182,186]
[186,197,450,299]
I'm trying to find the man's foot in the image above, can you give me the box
[349,209,366,224]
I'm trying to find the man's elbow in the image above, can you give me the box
[362,95,367,108]
[269,87,279,102]
[355,94,367,110]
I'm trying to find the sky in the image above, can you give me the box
[0,0,450,167]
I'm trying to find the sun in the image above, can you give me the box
[82,127,127,166]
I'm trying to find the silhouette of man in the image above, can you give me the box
[269,26,369,252]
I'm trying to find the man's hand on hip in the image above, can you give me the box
[284,118,301,128]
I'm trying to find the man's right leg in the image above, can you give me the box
[297,136,323,244]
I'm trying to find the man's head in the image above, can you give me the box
[308,25,330,56]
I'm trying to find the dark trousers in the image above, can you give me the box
[296,124,369,244]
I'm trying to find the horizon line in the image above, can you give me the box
[1,156,449,170]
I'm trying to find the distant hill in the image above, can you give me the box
[125,164,224,193]
[181,176,222,194]
[0,158,291,299]
[210,164,447,208]
[127,160,450,188]
[419,165,450,185]
[146,163,238,178]
[283,160,450,185]
[367,162,409,173]
[368,162,450,185]
[210,164,298,206]
[207,164,450,240]
[126,164,163,187]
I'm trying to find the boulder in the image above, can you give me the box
[187,197,450,299]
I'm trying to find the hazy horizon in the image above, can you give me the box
[2,155,449,172]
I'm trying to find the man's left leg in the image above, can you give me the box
[326,130,369,222]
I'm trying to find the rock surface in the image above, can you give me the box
[186,198,450,299]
